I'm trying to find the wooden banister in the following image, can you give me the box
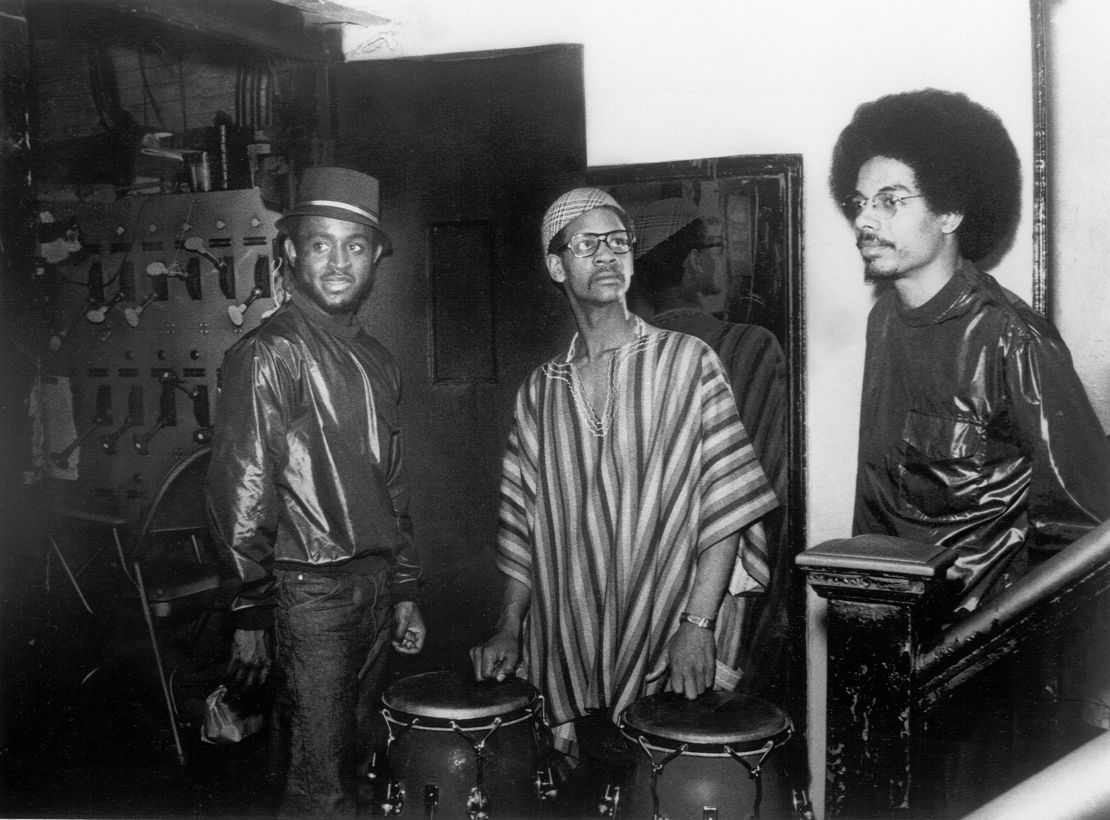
[798,520,1110,817]
[916,518,1110,712]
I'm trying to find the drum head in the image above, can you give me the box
[383,670,537,721]
[621,691,791,751]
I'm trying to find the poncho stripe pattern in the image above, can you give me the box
[496,329,778,726]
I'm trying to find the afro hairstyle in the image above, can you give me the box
[829,88,1021,263]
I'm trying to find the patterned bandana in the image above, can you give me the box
[541,187,620,252]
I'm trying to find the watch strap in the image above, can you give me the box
[679,611,716,630]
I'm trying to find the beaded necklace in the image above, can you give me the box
[543,317,650,437]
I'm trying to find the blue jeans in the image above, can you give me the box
[273,569,393,816]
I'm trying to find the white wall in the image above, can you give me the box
[1049,0,1110,431]
[343,1,1059,814]
[345,0,1038,558]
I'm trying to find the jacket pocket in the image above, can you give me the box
[897,411,986,519]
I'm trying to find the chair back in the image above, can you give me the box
[136,445,213,555]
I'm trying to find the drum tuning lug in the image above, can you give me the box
[598,783,621,816]
[380,780,405,816]
[424,784,439,818]
[466,785,490,820]
[792,787,816,819]
[535,764,559,802]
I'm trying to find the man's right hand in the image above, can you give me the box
[469,630,520,682]
[228,628,271,689]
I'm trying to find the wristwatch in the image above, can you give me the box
[679,611,716,630]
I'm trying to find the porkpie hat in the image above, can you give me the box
[276,166,392,255]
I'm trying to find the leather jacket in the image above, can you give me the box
[854,261,1110,610]
[207,291,422,628]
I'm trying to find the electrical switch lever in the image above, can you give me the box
[50,386,112,468]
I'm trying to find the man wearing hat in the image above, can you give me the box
[208,166,425,815]
[628,198,794,701]
[470,188,778,803]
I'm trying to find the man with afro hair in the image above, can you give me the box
[830,88,1110,613]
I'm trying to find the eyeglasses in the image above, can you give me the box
[840,192,923,220]
[559,230,635,258]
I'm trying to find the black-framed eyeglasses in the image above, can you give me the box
[559,230,635,258]
[840,192,923,220]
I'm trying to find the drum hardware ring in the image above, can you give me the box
[382,706,539,734]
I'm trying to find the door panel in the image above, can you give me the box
[334,45,585,673]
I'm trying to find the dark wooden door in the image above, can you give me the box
[334,45,586,675]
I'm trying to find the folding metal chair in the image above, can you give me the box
[130,445,235,766]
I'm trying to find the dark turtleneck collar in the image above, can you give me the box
[895,259,978,328]
[289,289,362,339]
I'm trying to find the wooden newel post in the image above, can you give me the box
[797,535,957,818]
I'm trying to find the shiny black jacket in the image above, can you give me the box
[854,261,1110,609]
[207,291,422,628]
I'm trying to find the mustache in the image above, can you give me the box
[590,262,624,279]
[856,231,893,249]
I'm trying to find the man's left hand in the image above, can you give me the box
[646,623,716,700]
[392,600,426,655]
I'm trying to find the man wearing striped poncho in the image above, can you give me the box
[470,188,778,786]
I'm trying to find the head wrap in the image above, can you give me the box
[541,187,621,252]
[629,198,701,258]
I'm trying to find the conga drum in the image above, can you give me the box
[378,670,553,818]
[615,690,795,820]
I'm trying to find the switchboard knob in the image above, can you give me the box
[183,236,227,272]
[87,291,124,323]
[124,293,156,328]
[228,286,264,327]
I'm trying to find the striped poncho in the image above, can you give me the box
[496,327,778,726]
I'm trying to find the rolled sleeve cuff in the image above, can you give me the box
[389,576,421,604]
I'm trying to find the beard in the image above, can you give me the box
[863,260,904,283]
[858,233,903,282]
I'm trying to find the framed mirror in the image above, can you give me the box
[587,154,806,695]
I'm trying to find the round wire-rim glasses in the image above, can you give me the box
[841,192,923,220]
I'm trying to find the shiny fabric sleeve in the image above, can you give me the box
[384,370,422,602]
[1007,330,1110,547]
[207,336,291,628]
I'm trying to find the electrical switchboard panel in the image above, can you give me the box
[41,187,284,524]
